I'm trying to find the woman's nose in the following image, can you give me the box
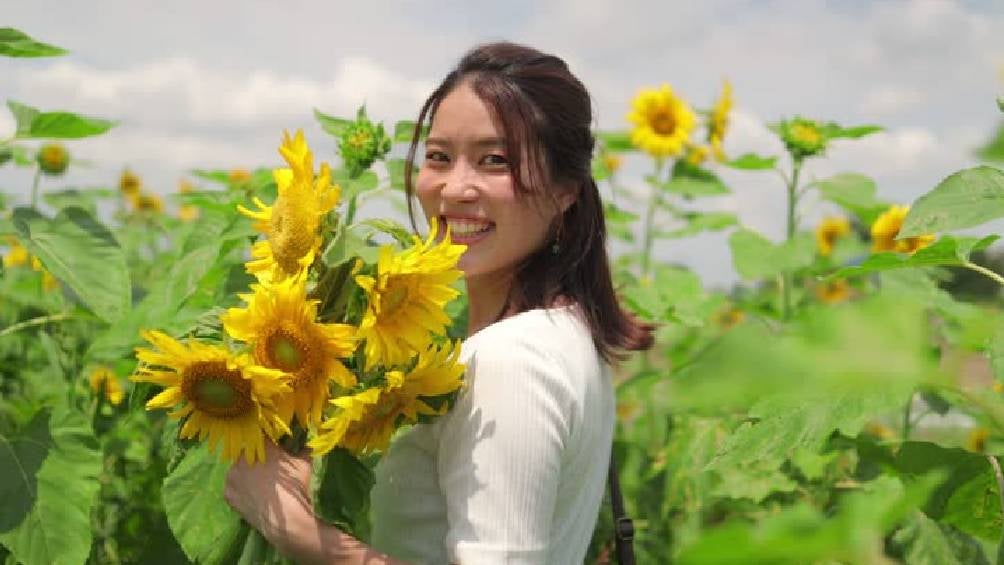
[440,162,478,201]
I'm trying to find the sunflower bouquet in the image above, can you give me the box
[129,129,467,549]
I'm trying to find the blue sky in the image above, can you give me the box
[2,0,1003,286]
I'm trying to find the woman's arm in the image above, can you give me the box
[225,441,406,565]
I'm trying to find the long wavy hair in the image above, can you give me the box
[404,41,654,362]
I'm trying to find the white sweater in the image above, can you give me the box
[369,306,615,564]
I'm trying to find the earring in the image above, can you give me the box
[550,223,563,254]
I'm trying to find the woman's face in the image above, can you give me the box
[416,81,569,279]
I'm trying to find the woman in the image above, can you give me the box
[225,41,653,565]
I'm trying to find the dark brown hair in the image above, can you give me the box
[404,41,654,362]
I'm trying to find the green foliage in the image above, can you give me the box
[831,235,999,278]
[0,406,102,565]
[728,228,814,280]
[311,448,375,540]
[899,166,1004,237]
[596,131,634,152]
[7,100,116,139]
[724,153,777,170]
[12,206,131,323]
[660,161,730,197]
[977,122,1004,162]
[0,28,67,58]
[816,172,888,225]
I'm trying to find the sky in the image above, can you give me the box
[2,0,1003,287]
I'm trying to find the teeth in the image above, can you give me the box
[445,219,493,236]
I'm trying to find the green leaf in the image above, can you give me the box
[596,131,633,153]
[385,159,415,191]
[42,188,115,217]
[331,168,379,201]
[977,122,1004,163]
[816,173,888,225]
[997,98,1004,113]
[728,228,814,280]
[314,108,352,137]
[0,406,102,565]
[724,153,777,170]
[12,206,131,323]
[7,100,115,139]
[311,448,375,540]
[392,120,427,143]
[661,161,730,197]
[162,443,245,565]
[831,235,999,279]
[822,123,883,139]
[711,464,798,503]
[893,511,990,565]
[659,211,737,239]
[603,202,639,224]
[322,225,379,267]
[899,166,1004,237]
[0,28,67,58]
[360,218,414,247]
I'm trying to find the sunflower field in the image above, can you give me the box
[4,28,1004,565]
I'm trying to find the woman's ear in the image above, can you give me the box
[556,182,579,214]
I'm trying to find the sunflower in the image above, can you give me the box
[132,192,164,214]
[88,365,124,406]
[37,142,69,176]
[3,236,29,268]
[221,273,358,428]
[309,340,464,455]
[229,169,252,185]
[815,216,851,257]
[870,205,935,254]
[28,256,59,292]
[355,218,465,370]
[707,80,733,162]
[130,330,291,464]
[627,84,697,158]
[779,117,827,159]
[684,144,710,166]
[602,153,622,174]
[119,169,141,197]
[238,130,340,283]
[815,279,852,305]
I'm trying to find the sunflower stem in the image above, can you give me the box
[0,312,73,338]
[781,159,802,321]
[639,159,666,279]
[964,261,1004,288]
[902,391,913,441]
[30,166,42,209]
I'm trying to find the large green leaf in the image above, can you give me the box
[42,188,115,217]
[314,108,351,137]
[977,123,1004,163]
[0,29,67,58]
[0,406,101,565]
[162,443,245,565]
[660,161,730,197]
[899,166,1004,237]
[392,120,427,143]
[892,512,990,565]
[816,173,888,225]
[311,448,375,540]
[728,228,814,280]
[830,235,999,279]
[7,101,115,139]
[658,211,737,239]
[596,131,633,153]
[331,168,379,201]
[322,225,379,267]
[12,206,130,323]
[724,153,777,170]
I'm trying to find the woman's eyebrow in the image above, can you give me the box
[425,136,505,148]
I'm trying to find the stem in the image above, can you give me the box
[902,392,913,441]
[781,159,803,321]
[30,166,41,209]
[986,455,1004,564]
[639,159,666,278]
[965,261,1004,288]
[0,312,73,338]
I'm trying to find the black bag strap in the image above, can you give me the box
[608,452,635,565]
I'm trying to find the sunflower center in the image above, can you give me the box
[382,284,409,316]
[650,109,678,136]
[269,196,317,273]
[262,327,311,374]
[182,361,253,418]
[792,124,821,145]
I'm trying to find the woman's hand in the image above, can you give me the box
[224,440,315,552]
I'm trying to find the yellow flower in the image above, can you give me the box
[309,340,464,455]
[684,145,710,166]
[713,305,745,330]
[627,84,697,158]
[221,273,358,428]
[229,169,251,185]
[778,117,827,159]
[3,236,29,268]
[863,421,895,441]
[355,218,465,370]
[815,216,851,257]
[130,330,291,464]
[707,80,733,162]
[119,169,141,197]
[29,256,59,292]
[88,365,124,406]
[132,192,164,214]
[178,205,200,222]
[870,205,935,254]
[815,279,852,305]
[37,142,70,176]
[178,180,196,194]
[966,427,989,453]
[238,130,340,283]
[602,153,622,174]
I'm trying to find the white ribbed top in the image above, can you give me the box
[369,306,615,564]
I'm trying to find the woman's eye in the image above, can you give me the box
[425,151,449,163]
[482,154,509,167]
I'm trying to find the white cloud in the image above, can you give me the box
[860,85,928,117]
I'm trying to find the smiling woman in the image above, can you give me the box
[223,41,654,565]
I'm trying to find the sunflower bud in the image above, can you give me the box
[37,143,70,176]
[339,107,392,177]
[119,169,141,197]
[777,116,827,160]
